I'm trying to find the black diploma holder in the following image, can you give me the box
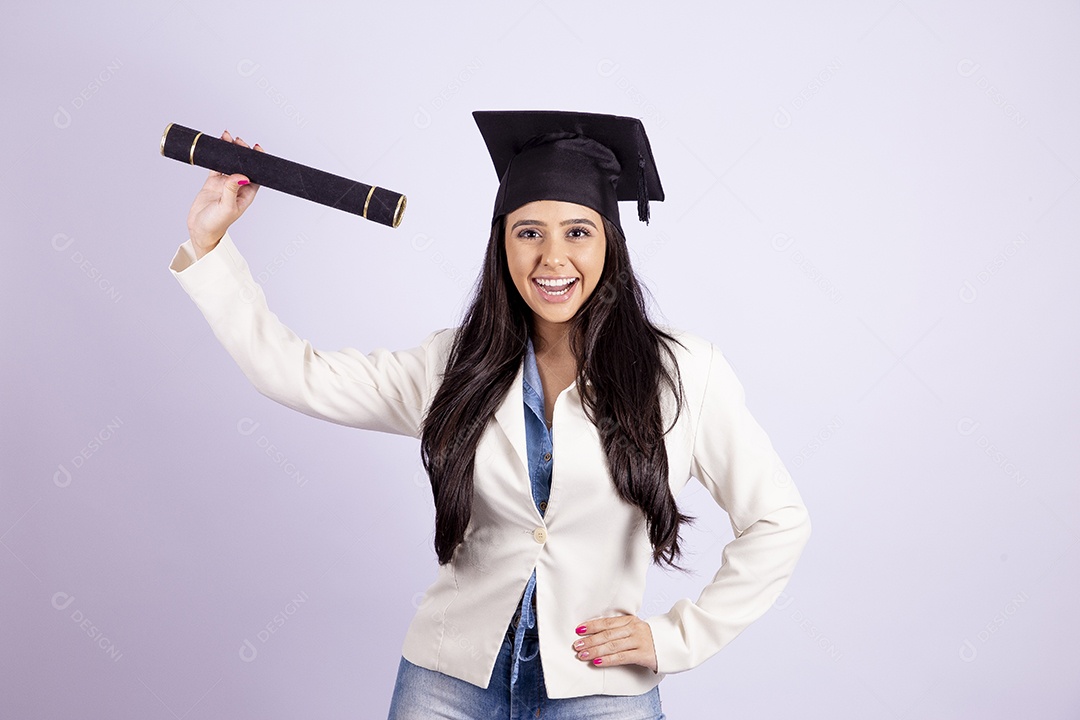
[160,123,407,228]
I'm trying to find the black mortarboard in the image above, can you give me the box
[472,110,664,234]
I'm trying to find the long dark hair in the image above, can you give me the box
[419,214,695,571]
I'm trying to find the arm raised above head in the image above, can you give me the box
[169,230,451,438]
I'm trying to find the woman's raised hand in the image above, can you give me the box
[186,130,265,260]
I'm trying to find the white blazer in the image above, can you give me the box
[169,231,812,699]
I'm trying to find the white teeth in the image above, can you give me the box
[534,277,577,297]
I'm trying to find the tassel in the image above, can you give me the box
[637,153,650,224]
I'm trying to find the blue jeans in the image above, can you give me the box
[387,613,665,719]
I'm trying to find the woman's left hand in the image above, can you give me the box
[571,614,658,673]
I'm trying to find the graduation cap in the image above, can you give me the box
[472,110,664,233]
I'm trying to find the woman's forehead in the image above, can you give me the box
[506,200,602,221]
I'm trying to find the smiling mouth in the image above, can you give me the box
[533,277,579,297]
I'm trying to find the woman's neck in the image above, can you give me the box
[532,320,580,424]
[532,319,575,364]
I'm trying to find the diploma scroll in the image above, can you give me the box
[160,123,406,228]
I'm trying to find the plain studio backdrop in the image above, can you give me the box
[2,1,1077,718]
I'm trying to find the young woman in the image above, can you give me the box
[170,111,811,719]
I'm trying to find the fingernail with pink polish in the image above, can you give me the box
[593,658,603,665]
[237,180,249,186]
[576,625,587,634]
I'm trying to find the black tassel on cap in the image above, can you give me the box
[637,153,650,224]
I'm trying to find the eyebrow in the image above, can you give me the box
[510,218,598,230]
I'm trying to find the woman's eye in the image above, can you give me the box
[515,225,592,239]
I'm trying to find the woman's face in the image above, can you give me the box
[504,200,607,333]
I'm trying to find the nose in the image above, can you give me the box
[541,237,566,268]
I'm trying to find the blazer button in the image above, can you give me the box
[543,452,552,462]
[533,527,547,544]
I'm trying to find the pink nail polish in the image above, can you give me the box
[576,625,587,634]
[593,658,603,665]
[237,180,249,186]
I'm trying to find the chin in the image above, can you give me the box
[539,310,579,325]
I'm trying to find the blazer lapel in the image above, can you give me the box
[493,361,529,476]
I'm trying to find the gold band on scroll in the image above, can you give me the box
[392,195,407,228]
[361,186,406,227]
[160,123,173,156]
[189,132,203,165]
[362,185,377,219]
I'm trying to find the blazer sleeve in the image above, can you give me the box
[168,230,450,438]
[644,342,812,675]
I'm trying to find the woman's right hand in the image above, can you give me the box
[186,130,266,260]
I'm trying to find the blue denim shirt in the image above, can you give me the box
[509,337,554,685]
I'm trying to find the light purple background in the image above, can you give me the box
[3,2,1077,718]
